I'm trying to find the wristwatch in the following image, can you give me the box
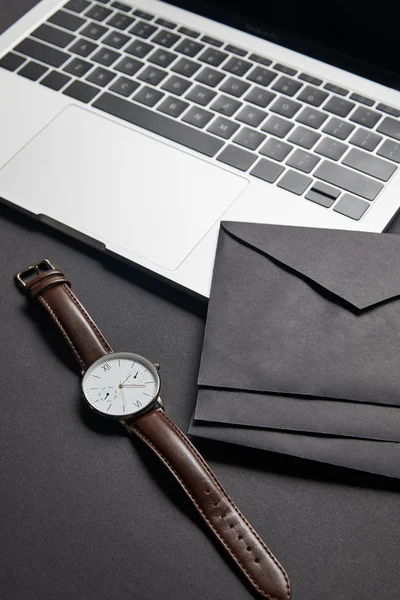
[16,259,291,600]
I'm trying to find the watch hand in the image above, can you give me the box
[121,372,132,385]
[121,384,146,388]
[119,385,126,412]
[134,371,138,379]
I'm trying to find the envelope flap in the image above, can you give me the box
[222,222,400,310]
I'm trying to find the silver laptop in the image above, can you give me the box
[1,0,400,299]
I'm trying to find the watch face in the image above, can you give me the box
[82,352,160,419]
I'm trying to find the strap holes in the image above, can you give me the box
[246,546,252,552]
[238,535,243,540]
[221,514,226,519]
[255,558,260,563]
[214,501,219,506]
[205,488,210,494]
[229,524,234,529]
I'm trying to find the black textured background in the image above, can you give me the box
[1,3,400,599]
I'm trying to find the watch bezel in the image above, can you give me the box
[82,352,161,420]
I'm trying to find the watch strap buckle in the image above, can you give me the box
[16,259,55,290]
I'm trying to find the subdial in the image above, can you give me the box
[98,386,117,402]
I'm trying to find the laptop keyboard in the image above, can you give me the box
[1,0,400,221]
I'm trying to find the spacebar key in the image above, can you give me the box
[93,92,224,157]
[314,160,383,201]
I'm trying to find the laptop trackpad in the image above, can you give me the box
[0,106,248,270]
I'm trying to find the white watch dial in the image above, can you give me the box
[82,352,160,419]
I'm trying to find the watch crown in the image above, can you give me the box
[153,362,160,370]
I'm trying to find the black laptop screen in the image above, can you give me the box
[170,0,400,90]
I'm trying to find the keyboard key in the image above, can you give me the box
[245,87,275,108]
[307,181,340,201]
[277,170,312,195]
[323,96,355,118]
[247,66,277,87]
[349,129,382,152]
[274,63,297,76]
[125,40,153,58]
[286,149,320,173]
[198,48,228,67]
[49,10,85,31]
[350,93,374,107]
[233,128,266,150]
[86,66,115,86]
[155,17,177,29]
[94,93,225,156]
[65,0,90,13]
[172,58,201,78]
[158,96,189,117]
[315,137,348,161]
[86,93,225,157]
[377,140,400,163]
[0,52,26,71]
[376,116,400,141]
[32,24,75,48]
[270,97,301,118]
[210,95,242,116]
[250,158,285,183]
[103,31,130,49]
[107,12,134,30]
[92,47,120,66]
[342,148,396,181]
[297,85,328,107]
[350,106,381,129]
[148,48,176,68]
[235,105,267,127]
[296,106,328,129]
[288,126,320,149]
[177,27,200,39]
[298,73,323,86]
[249,53,272,67]
[314,160,383,200]
[201,35,223,47]
[85,5,112,21]
[109,76,140,97]
[376,103,400,118]
[70,38,98,57]
[134,86,164,107]
[138,65,167,86]
[195,67,225,87]
[305,189,335,208]
[175,39,204,57]
[220,77,250,98]
[162,75,191,96]
[63,57,92,76]
[323,117,355,140]
[186,85,216,106]
[207,117,240,139]
[133,10,154,21]
[111,1,131,11]
[19,61,48,81]
[81,22,108,40]
[225,44,247,57]
[262,115,294,138]
[129,21,157,39]
[260,138,293,161]
[272,76,302,97]
[15,38,69,67]
[40,70,71,90]
[182,106,214,128]
[333,194,370,220]
[324,83,349,96]
[152,30,181,48]
[223,57,252,76]
[63,79,100,102]
[217,145,257,171]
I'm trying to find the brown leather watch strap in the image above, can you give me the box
[129,408,291,600]
[17,260,111,371]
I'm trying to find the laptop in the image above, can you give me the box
[1,0,400,299]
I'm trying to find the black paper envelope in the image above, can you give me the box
[197,222,400,441]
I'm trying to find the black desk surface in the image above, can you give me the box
[2,4,400,599]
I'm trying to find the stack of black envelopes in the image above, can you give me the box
[189,221,400,479]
